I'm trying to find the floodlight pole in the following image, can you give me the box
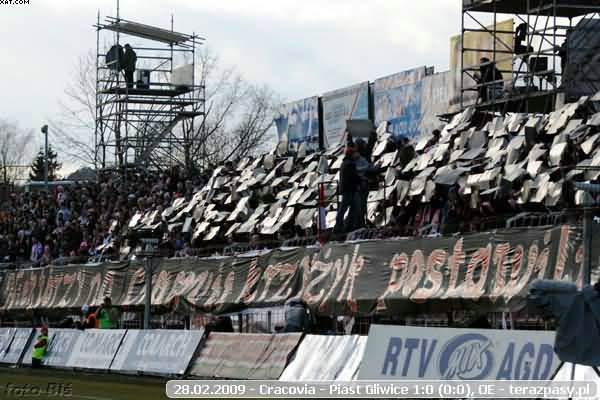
[140,238,159,329]
[41,125,49,190]
[144,256,152,329]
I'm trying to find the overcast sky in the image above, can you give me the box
[0,0,462,169]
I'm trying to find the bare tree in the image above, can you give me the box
[53,47,281,171]
[0,120,35,186]
[50,51,97,167]
[179,47,282,168]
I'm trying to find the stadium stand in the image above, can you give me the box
[1,95,600,267]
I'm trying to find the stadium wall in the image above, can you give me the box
[0,326,559,382]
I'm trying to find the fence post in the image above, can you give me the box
[267,311,272,332]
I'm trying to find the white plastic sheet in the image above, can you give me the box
[279,335,367,381]
[1,328,33,364]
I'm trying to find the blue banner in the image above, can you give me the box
[374,67,427,139]
[322,82,370,149]
[274,97,319,151]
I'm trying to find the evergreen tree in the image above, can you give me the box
[29,145,61,181]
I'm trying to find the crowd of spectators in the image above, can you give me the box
[0,166,207,266]
[1,99,596,267]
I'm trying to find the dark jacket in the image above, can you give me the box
[339,156,360,194]
[480,63,502,84]
[122,48,137,72]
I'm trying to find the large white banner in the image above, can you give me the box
[419,71,455,135]
[1,328,33,364]
[66,329,127,370]
[22,328,81,367]
[0,328,14,359]
[280,335,367,381]
[359,325,558,380]
[111,329,204,376]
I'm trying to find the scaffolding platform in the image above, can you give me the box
[112,98,198,107]
[99,86,193,97]
[477,90,557,113]
[458,0,600,115]
[94,12,206,173]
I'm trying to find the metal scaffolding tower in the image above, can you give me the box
[460,0,600,114]
[94,12,205,173]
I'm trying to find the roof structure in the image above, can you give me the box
[463,0,600,17]
[100,19,195,45]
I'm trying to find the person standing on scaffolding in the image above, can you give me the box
[474,57,503,104]
[121,44,137,89]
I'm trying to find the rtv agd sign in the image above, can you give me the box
[359,325,558,380]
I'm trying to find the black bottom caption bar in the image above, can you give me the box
[166,380,597,399]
